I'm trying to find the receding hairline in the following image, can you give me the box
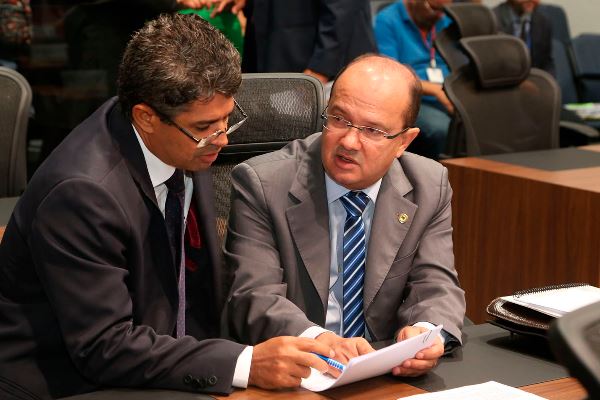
[332,55,417,97]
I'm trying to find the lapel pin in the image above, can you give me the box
[397,213,409,224]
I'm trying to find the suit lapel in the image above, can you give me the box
[364,159,417,310]
[286,137,331,314]
[108,100,179,307]
[108,100,159,211]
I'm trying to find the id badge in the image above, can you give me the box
[426,67,444,84]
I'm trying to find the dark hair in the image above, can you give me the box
[117,13,241,120]
[330,53,423,127]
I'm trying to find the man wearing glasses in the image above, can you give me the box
[225,54,465,377]
[0,13,336,400]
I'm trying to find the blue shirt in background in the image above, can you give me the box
[374,1,451,105]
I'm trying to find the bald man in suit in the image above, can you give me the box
[225,54,466,377]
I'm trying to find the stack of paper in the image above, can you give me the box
[501,285,600,318]
[399,381,546,399]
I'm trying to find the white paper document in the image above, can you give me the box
[398,381,546,400]
[301,325,442,392]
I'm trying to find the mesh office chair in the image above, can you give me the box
[212,73,325,245]
[0,67,32,197]
[433,3,498,157]
[444,35,560,156]
[434,3,498,72]
[549,300,600,400]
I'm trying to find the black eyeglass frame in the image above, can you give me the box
[320,107,411,140]
[161,98,248,148]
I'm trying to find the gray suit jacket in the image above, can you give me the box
[224,133,465,345]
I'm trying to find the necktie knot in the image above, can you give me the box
[340,191,369,218]
[165,169,185,195]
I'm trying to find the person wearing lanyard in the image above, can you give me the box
[374,0,453,160]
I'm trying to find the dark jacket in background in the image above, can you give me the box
[242,0,377,79]
[494,2,555,77]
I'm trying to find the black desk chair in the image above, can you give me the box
[444,35,560,156]
[549,301,600,400]
[434,3,498,73]
[0,67,31,197]
[212,73,325,246]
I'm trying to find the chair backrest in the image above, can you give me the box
[444,35,560,156]
[435,3,498,72]
[212,73,325,244]
[552,39,579,104]
[537,4,571,45]
[549,300,600,399]
[0,67,31,197]
[571,34,600,102]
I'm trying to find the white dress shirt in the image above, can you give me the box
[133,126,252,388]
[301,173,446,345]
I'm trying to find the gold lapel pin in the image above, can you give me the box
[397,213,409,224]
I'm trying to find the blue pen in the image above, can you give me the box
[313,353,345,371]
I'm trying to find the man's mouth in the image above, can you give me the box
[336,153,358,165]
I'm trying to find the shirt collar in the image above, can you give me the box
[132,124,176,188]
[510,7,532,23]
[325,173,382,205]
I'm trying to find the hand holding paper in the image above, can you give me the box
[301,325,443,392]
[393,326,445,377]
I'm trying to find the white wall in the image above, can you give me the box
[482,0,600,37]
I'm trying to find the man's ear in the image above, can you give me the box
[395,127,420,157]
[131,103,159,134]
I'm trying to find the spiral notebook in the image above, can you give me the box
[487,283,600,337]
[501,283,600,318]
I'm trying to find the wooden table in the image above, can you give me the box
[442,145,600,323]
[215,376,586,400]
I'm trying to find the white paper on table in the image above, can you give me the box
[301,325,442,392]
[398,381,547,399]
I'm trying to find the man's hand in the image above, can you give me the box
[315,331,375,376]
[420,81,455,114]
[176,0,245,17]
[392,326,444,377]
[176,0,212,9]
[249,336,333,389]
[209,0,246,17]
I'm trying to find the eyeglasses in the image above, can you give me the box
[163,98,248,148]
[321,107,410,142]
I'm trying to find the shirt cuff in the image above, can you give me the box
[232,346,253,388]
[413,321,447,345]
[299,325,331,339]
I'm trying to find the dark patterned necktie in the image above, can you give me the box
[340,191,369,338]
[164,169,186,337]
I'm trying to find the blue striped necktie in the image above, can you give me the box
[340,191,369,338]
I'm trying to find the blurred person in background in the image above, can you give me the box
[494,0,554,76]
[374,0,453,160]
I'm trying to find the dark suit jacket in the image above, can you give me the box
[494,2,555,76]
[224,134,465,345]
[0,98,245,400]
[242,0,377,79]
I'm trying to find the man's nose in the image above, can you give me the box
[338,127,362,149]
[213,130,229,148]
